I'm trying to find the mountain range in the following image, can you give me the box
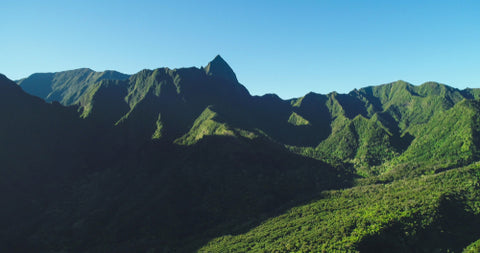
[1,55,480,252]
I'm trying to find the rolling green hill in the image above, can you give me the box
[3,56,480,252]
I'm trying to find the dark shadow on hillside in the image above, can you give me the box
[17,72,55,99]
[391,131,414,153]
[137,135,356,252]
[461,90,476,100]
[336,94,369,119]
[357,193,480,253]
[4,135,354,253]
[357,87,384,112]
[223,94,332,147]
[291,93,332,145]
[376,110,414,153]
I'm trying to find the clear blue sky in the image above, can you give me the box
[2,0,480,98]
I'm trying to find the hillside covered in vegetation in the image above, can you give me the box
[1,56,480,252]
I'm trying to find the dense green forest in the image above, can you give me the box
[1,56,480,252]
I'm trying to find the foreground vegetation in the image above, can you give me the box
[201,163,480,252]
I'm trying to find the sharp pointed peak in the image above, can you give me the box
[210,54,227,64]
[207,54,230,69]
[205,55,238,83]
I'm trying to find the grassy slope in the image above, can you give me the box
[200,163,480,252]
[175,106,258,145]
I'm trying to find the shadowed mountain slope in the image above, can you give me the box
[0,74,98,251]
[0,67,352,252]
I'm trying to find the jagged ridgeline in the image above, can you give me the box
[0,55,479,252]
[17,57,480,173]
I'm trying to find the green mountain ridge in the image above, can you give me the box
[17,68,129,105]
[3,56,480,252]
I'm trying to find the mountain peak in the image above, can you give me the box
[0,73,8,82]
[204,55,238,83]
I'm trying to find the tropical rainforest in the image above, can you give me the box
[2,55,480,252]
